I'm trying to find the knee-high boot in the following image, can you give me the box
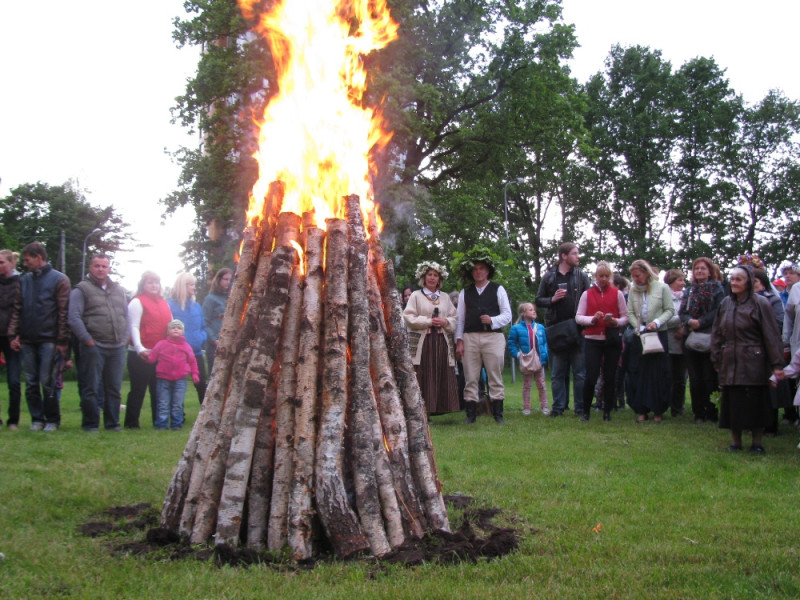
[491,400,504,424]
[464,401,477,424]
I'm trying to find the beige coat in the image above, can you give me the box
[627,280,675,332]
[403,290,457,366]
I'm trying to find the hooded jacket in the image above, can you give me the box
[710,268,783,386]
[147,335,200,383]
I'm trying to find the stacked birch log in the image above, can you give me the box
[160,184,450,560]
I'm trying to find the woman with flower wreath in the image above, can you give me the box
[403,261,460,416]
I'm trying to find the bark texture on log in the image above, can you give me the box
[265,263,303,551]
[366,269,425,539]
[377,259,451,533]
[214,230,297,547]
[287,227,325,560]
[165,185,283,535]
[346,196,392,558]
[315,218,369,558]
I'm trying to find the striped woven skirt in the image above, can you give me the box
[414,330,460,414]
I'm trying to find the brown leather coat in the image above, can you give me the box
[710,283,783,386]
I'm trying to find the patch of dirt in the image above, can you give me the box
[80,495,522,568]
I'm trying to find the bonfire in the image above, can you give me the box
[158,0,451,560]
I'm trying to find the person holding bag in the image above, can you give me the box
[625,259,675,423]
[679,257,725,423]
[508,303,550,416]
[575,262,628,422]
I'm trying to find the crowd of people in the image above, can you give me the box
[3,238,799,454]
[403,244,800,453]
[0,241,231,433]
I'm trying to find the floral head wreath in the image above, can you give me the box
[737,253,765,270]
[415,261,449,282]
[459,251,496,282]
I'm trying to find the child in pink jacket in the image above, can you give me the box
[145,319,199,430]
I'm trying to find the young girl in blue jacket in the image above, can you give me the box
[508,302,550,415]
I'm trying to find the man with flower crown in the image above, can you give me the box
[454,250,512,423]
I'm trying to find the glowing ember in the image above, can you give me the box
[239,0,398,230]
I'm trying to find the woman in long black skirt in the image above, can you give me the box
[711,265,783,453]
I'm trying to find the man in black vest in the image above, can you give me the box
[536,242,590,416]
[68,254,129,432]
[9,242,71,431]
[455,255,512,423]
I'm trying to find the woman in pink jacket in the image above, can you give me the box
[145,319,199,430]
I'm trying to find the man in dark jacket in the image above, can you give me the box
[68,254,128,432]
[9,242,71,431]
[536,242,590,416]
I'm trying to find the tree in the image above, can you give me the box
[165,0,583,292]
[0,182,131,283]
[718,90,800,268]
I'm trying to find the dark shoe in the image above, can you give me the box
[750,445,766,454]
[491,400,505,424]
[603,413,611,422]
[464,402,477,424]
[549,411,562,418]
[727,444,742,452]
[581,413,590,422]
[694,417,705,424]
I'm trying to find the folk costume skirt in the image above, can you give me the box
[414,329,460,414]
[719,385,771,432]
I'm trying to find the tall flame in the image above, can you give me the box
[239,0,398,230]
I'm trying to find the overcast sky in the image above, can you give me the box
[1,0,797,289]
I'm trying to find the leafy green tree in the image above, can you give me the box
[581,45,679,268]
[0,182,131,283]
[717,90,800,268]
[669,57,740,267]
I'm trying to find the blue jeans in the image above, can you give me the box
[155,378,186,430]
[21,342,59,424]
[549,340,586,415]
[78,343,126,429]
[0,336,21,426]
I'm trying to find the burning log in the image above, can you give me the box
[160,192,449,560]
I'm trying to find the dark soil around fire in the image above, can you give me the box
[80,495,522,568]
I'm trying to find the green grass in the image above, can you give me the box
[1,374,799,599]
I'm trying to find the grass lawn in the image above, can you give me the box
[1,372,799,599]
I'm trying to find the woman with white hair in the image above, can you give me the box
[711,265,783,453]
[167,273,207,404]
[403,261,459,415]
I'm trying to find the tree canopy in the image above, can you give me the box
[0,181,131,284]
[164,0,800,296]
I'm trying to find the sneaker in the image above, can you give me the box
[30,422,45,431]
[749,445,766,454]
[82,427,99,433]
[43,423,59,432]
[522,409,531,416]
[796,440,800,450]
[106,426,122,432]
[542,407,551,416]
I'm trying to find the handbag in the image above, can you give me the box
[685,331,711,353]
[640,331,664,354]
[546,319,580,353]
[518,347,542,374]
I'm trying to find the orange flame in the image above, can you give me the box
[239,0,397,231]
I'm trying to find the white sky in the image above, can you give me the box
[1,1,798,290]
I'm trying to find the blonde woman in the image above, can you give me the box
[403,261,459,415]
[167,273,207,404]
[575,261,628,421]
[625,259,675,422]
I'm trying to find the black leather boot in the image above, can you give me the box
[491,400,504,424]
[464,401,477,424]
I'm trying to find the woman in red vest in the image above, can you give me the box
[575,261,628,422]
[124,271,172,428]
